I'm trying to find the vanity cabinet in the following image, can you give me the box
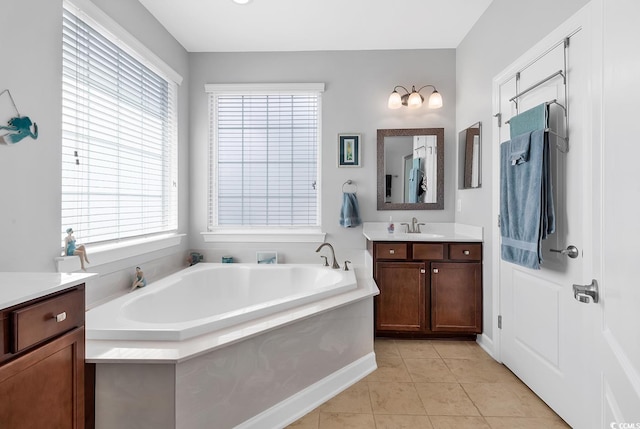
[375,261,426,332]
[431,262,482,333]
[371,241,482,337]
[0,285,85,429]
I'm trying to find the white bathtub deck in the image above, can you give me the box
[86,276,377,363]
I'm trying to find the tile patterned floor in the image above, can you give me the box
[287,339,570,429]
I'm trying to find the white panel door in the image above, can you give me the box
[495,6,597,428]
[593,0,640,425]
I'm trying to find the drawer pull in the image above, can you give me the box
[463,250,470,255]
[55,312,67,323]
[433,268,439,274]
[389,249,395,255]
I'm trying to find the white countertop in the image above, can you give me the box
[0,272,97,309]
[362,222,483,242]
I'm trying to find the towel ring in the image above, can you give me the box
[342,180,357,193]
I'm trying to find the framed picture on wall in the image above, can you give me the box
[338,134,361,167]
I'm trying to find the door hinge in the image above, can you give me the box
[497,215,501,228]
[498,315,502,329]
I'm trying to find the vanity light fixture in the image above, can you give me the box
[388,85,443,109]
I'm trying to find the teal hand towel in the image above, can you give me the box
[340,192,362,228]
[509,103,548,138]
[509,131,532,165]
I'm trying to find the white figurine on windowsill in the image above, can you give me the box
[131,266,147,291]
[64,227,90,271]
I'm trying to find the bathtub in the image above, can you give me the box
[86,263,357,341]
[87,262,378,429]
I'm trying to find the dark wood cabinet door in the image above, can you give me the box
[375,262,426,332]
[431,262,482,333]
[0,327,85,429]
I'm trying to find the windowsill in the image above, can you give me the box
[56,233,185,272]
[201,229,326,243]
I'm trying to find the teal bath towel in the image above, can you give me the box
[500,129,555,269]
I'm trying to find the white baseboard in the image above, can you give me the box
[477,333,498,361]
[234,352,377,429]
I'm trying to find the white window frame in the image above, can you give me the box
[203,83,325,243]
[61,0,183,265]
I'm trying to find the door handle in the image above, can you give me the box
[550,245,579,259]
[573,279,599,304]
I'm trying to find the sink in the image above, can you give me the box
[415,233,444,238]
[391,232,444,240]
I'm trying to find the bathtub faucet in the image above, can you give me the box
[315,242,340,269]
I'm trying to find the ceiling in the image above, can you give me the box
[138,0,493,53]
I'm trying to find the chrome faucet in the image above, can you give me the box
[315,242,340,269]
[400,217,426,233]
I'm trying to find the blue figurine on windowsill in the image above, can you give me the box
[131,267,147,291]
[64,227,90,271]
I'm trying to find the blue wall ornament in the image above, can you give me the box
[0,89,38,145]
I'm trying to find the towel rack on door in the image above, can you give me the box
[506,37,571,153]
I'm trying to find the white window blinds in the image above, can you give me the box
[61,7,178,246]
[207,85,323,228]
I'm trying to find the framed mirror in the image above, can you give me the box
[377,128,444,210]
[458,122,481,189]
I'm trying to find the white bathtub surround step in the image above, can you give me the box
[362,222,483,242]
[93,298,376,429]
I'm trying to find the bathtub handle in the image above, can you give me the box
[320,255,329,267]
[343,260,351,271]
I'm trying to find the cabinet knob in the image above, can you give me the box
[433,268,439,274]
[55,312,67,323]
[463,250,470,255]
[420,269,426,274]
[389,249,395,254]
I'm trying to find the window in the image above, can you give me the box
[61,4,179,247]
[207,84,324,230]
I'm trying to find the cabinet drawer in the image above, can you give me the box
[12,288,84,353]
[448,243,482,261]
[375,243,408,260]
[413,243,444,260]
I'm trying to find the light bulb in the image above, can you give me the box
[428,91,443,109]
[407,90,423,108]
[388,91,402,109]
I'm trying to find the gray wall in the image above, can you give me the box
[189,50,456,262]
[455,0,590,342]
[0,0,190,300]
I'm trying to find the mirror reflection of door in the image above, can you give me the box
[415,135,438,202]
[403,155,412,203]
